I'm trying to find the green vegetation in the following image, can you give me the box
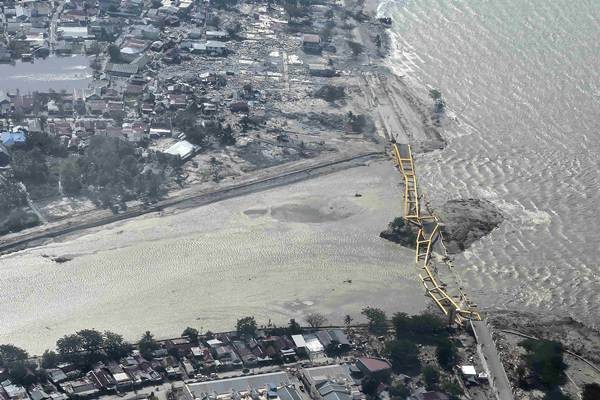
[139,331,159,360]
[55,329,132,364]
[583,383,600,400]
[236,316,257,336]
[41,350,59,369]
[361,307,387,333]
[519,339,567,389]
[287,319,302,335]
[305,313,328,328]
[384,339,421,375]
[388,382,410,400]
[182,327,200,344]
[422,366,439,390]
[60,136,170,211]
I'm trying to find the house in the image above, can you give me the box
[47,369,68,384]
[191,41,226,55]
[205,30,228,41]
[183,372,292,400]
[86,367,116,391]
[61,379,99,397]
[412,388,449,400]
[355,358,392,379]
[302,34,321,53]
[0,131,27,147]
[301,365,361,400]
[105,63,139,77]
[0,92,12,115]
[1,380,28,400]
[164,140,197,160]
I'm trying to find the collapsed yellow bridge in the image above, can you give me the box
[391,142,481,325]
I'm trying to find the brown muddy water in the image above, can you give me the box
[0,161,425,353]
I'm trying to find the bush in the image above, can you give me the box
[583,383,600,400]
[385,339,421,376]
[237,316,257,336]
[362,307,387,333]
[422,366,439,390]
[436,338,457,370]
[392,312,447,343]
[520,339,567,388]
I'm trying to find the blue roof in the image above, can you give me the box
[0,131,26,146]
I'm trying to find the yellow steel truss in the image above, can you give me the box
[391,142,481,325]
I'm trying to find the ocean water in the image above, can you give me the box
[380,0,600,327]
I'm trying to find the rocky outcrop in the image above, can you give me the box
[379,217,418,248]
[437,199,503,254]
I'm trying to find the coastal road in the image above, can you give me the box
[471,320,514,400]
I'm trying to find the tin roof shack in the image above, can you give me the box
[302,34,321,54]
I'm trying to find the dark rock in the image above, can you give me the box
[437,199,503,254]
[380,217,418,248]
[52,256,72,264]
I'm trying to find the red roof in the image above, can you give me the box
[356,357,392,373]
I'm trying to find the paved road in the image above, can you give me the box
[471,320,514,400]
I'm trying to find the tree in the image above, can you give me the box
[288,319,302,335]
[76,329,104,354]
[41,350,60,369]
[237,316,257,336]
[361,307,387,333]
[108,44,121,62]
[11,148,49,183]
[0,345,28,366]
[344,315,353,327]
[56,334,84,355]
[436,338,457,370]
[60,157,83,195]
[388,382,409,400]
[138,331,159,359]
[305,313,327,328]
[385,340,421,376]
[422,366,439,390]
[583,383,600,400]
[8,361,37,386]
[361,376,380,396]
[182,327,199,344]
[520,339,567,388]
[104,331,132,360]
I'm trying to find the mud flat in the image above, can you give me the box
[0,161,426,354]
